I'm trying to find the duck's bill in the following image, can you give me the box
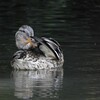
[26,37,37,48]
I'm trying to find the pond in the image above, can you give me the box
[0,0,100,100]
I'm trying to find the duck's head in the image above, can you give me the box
[15,25,37,50]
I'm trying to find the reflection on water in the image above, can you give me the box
[1,70,100,100]
[12,68,63,99]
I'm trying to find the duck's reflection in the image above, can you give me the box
[12,68,63,99]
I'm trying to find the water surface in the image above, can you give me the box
[0,0,100,100]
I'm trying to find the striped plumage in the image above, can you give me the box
[11,25,64,70]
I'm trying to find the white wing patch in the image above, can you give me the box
[39,44,56,59]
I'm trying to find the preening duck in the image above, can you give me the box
[11,25,64,70]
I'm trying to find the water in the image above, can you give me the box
[0,0,100,100]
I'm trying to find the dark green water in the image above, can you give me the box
[0,0,100,100]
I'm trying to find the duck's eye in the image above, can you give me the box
[19,29,26,33]
[30,36,34,38]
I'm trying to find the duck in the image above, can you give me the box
[11,25,64,70]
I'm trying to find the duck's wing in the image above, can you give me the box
[12,50,26,59]
[33,37,62,60]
